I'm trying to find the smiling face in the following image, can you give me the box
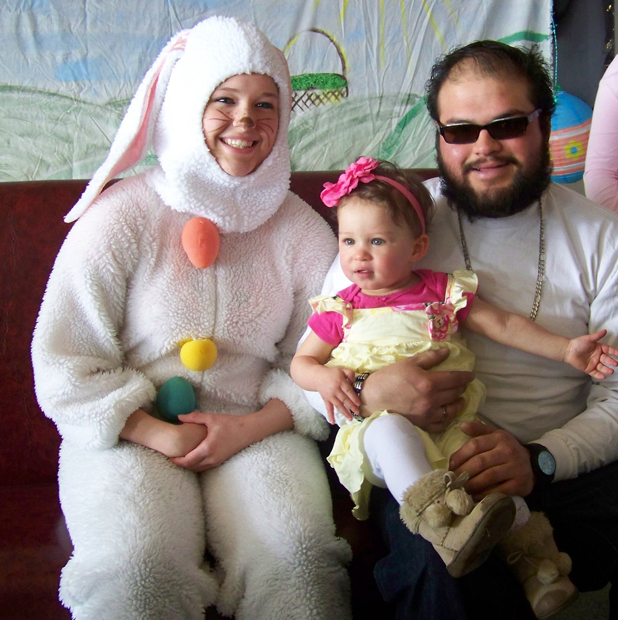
[337,197,428,296]
[202,73,280,177]
[436,64,550,219]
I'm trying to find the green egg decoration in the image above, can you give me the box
[156,376,196,422]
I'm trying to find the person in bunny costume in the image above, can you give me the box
[31,16,351,620]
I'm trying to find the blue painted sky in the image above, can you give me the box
[0,0,551,103]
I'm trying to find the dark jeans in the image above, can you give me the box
[370,459,618,620]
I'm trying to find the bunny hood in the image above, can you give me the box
[65,16,292,234]
[151,17,292,233]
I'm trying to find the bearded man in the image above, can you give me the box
[306,40,618,619]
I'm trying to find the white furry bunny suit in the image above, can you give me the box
[31,16,351,620]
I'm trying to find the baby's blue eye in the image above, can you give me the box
[371,238,385,245]
[341,238,354,245]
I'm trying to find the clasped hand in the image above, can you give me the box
[170,412,252,472]
[169,398,293,472]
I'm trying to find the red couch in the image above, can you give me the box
[0,170,436,619]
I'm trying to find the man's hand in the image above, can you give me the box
[360,348,473,432]
[448,420,534,498]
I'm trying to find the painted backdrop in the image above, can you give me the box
[0,0,551,181]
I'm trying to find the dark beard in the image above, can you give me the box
[437,142,552,222]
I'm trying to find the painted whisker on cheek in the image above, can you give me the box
[257,122,277,136]
[207,116,232,129]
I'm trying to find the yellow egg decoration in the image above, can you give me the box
[179,338,218,371]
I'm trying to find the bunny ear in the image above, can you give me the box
[64,31,189,223]
[274,47,292,112]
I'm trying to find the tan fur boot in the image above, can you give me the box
[400,469,516,578]
[498,511,578,619]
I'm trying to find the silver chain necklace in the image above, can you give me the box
[456,202,545,321]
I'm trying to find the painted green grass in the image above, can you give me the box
[498,30,550,45]
[289,92,435,171]
[0,85,151,181]
[291,73,348,91]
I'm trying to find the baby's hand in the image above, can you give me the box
[565,330,618,379]
[317,367,361,424]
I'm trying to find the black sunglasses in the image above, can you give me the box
[438,109,542,145]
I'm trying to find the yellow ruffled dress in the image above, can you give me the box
[313,270,486,520]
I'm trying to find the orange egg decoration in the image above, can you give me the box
[181,217,220,268]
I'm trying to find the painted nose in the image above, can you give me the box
[233,112,255,128]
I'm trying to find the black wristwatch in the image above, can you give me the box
[526,443,556,487]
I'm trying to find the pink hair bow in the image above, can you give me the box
[319,156,427,234]
[320,157,379,207]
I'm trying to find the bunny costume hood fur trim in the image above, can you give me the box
[66,16,292,234]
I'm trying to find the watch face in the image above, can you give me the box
[538,451,556,476]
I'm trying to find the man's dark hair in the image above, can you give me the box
[425,40,556,138]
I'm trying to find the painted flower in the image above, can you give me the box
[320,156,379,207]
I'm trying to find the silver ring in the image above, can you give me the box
[441,406,447,423]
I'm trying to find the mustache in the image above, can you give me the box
[462,156,518,173]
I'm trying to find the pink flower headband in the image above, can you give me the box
[320,157,426,235]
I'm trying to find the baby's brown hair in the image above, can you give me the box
[338,160,433,238]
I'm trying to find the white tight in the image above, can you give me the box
[361,414,531,527]
[361,414,433,503]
